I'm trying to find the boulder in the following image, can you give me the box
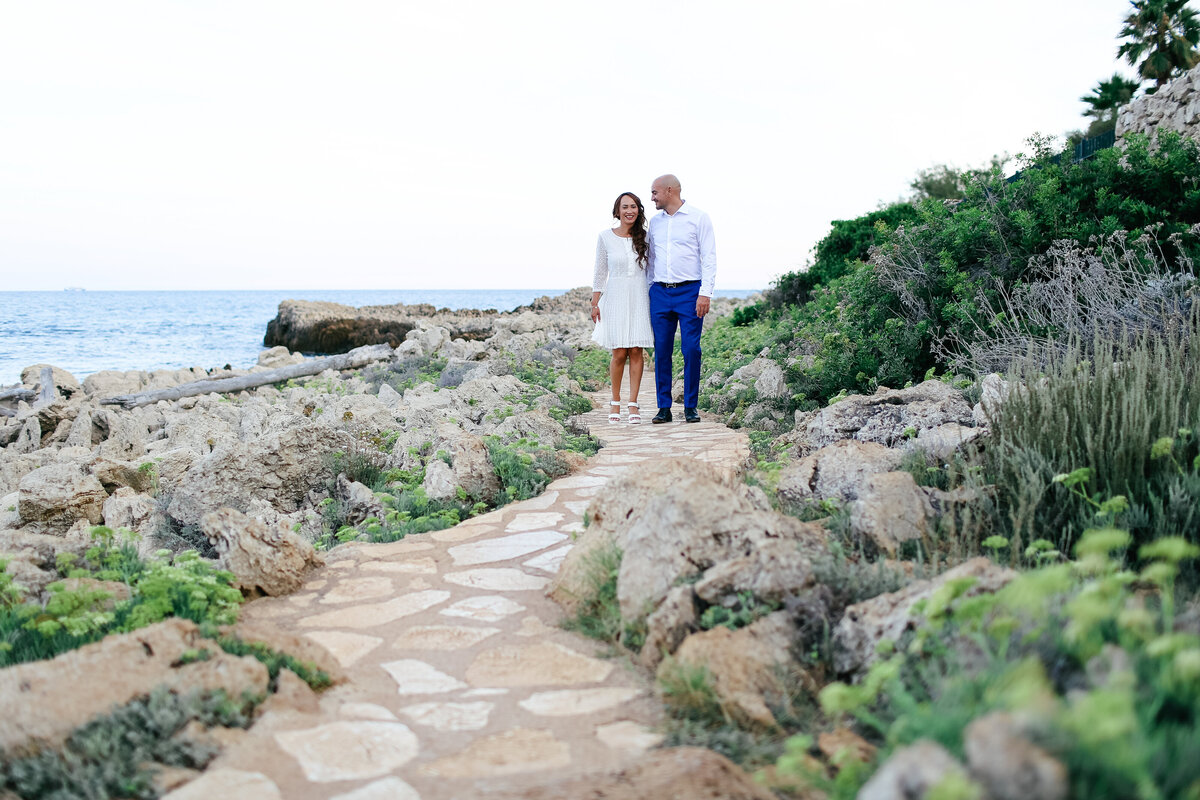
[20,364,82,398]
[859,740,974,800]
[973,372,1012,426]
[640,585,699,669]
[0,492,19,530]
[11,416,40,454]
[848,471,933,555]
[336,475,385,526]
[833,557,1016,679]
[804,380,976,449]
[0,618,269,756]
[964,712,1067,800]
[83,369,149,398]
[665,611,800,729]
[421,457,457,502]
[17,463,108,532]
[101,487,163,544]
[90,457,158,494]
[256,346,305,369]
[200,507,323,597]
[451,434,501,502]
[692,539,813,607]
[776,440,903,506]
[551,459,825,620]
[167,422,347,527]
[911,422,986,461]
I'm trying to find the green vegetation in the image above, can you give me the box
[0,687,258,800]
[775,530,1200,800]
[1119,0,1200,89]
[1,528,243,668]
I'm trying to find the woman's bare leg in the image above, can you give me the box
[610,348,629,403]
[628,348,644,405]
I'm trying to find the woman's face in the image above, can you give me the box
[617,195,640,227]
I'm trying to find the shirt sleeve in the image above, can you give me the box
[645,219,656,286]
[697,211,716,297]
[592,233,609,293]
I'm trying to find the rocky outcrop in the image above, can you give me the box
[801,380,976,450]
[848,470,933,555]
[200,507,323,597]
[776,439,903,505]
[17,462,108,532]
[0,618,269,756]
[1117,62,1200,141]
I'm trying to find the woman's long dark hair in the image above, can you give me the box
[612,192,649,267]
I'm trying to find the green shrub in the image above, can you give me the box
[0,687,256,800]
[983,323,1200,573]
[698,591,780,631]
[209,635,333,692]
[561,542,626,646]
[782,530,1200,800]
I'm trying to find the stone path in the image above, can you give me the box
[167,376,749,800]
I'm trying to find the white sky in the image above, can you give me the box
[1,1,1133,292]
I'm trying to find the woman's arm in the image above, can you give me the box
[591,234,608,323]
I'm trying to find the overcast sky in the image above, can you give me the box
[1,1,1134,292]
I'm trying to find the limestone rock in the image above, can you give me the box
[17,463,107,532]
[693,539,813,607]
[848,471,933,555]
[665,611,800,729]
[20,364,82,398]
[776,439,903,505]
[11,416,40,454]
[167,422,347,527]
[911,422,986,460]
[421,458,457,502]
[256,346,305,369]
[833,557,1016,679]
[859,740,974,800]
[804,380,976,449]
[0,618,268,755]
[964,712,1067,800]
[336,475,385,526]
[640,585,699,669]
[200,507,323,597]
[451,433,500,502]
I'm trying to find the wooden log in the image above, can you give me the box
[37,366,57,405]
[99,344,396,410]
[0,387,36,402]
[0,407,15,418]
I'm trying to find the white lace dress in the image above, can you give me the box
[590,229,653,349]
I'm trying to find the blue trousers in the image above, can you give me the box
[649,281,703,409]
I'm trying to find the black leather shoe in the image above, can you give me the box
[651,408,672,424]
[684,407,701,423]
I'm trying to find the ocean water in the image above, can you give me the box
[0,288,760,386]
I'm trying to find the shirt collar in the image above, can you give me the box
[659,200,690,217]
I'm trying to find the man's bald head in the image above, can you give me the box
[650,174,683,213]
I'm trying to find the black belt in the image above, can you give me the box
[656,280,699,288]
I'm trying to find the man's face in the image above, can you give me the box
[650,181,668,210]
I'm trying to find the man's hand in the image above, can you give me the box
[696,295,711,318]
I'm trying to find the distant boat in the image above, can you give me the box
[63,287,86,292]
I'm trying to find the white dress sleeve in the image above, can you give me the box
[592,232,609,292]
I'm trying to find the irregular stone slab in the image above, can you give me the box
[382,659,468,694]
[338,702,398,721]
[563,501,590,514]
[440,595,526,622]
[392,624,501,651]
[319,576,396,604]
[523,544,572,574]
[505,512,565,532]
[399,700,494,731]
[303,578,328,591]
[365,538,434,557]
[329,777,421,800]
[162,769,282,800]
[515,615,556,637]
[360,557,437,574]
[596,720,665,755]
[300,589,450,628]
[444,568,548,592]
[432,525,491,543]
[289,593,315,606]
[303,631,383,668]
[275,720,419,782]
[550,475,606,489]
[466,642,612,687]
[518,490,560,510]
[419,728,571,778]
[518,687,642,716]
[449,530,567,566]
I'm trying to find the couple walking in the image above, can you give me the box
[589,174,716,425]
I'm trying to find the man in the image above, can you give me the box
[646,174,716,424]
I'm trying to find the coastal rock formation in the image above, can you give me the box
[17,462,108,532]
[776,439,904,505]
[800,380,976,450]
[0,618,269,756]
[1117,62,1200,142]
[201,507,323,597]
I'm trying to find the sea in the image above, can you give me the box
[0,288,761,386]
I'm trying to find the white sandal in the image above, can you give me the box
[608,401,622,423]
[628,402,641,424]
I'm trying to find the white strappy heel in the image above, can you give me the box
[608,401,622,423]
[627,401,641,424]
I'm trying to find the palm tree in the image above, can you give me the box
[1117,0,1200,90]
[1080,74,1142,129]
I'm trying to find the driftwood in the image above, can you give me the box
[37,367,56,404]
[0,387,35,403]
[99,344,396,410]
[0,407,15,418]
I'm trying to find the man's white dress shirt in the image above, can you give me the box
[647,201,717,298]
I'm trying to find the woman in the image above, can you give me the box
[591,192,653,423]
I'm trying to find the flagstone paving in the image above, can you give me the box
[167,377,750,799]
